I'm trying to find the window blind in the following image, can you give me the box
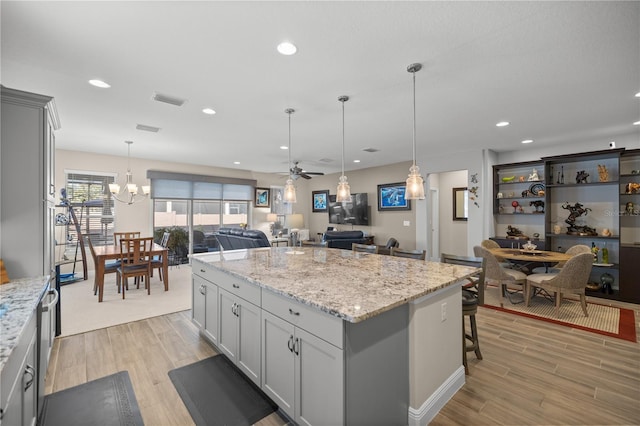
[147,170,256,201]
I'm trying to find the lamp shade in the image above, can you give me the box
[285,214,304,230]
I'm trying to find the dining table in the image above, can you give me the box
[488,247,573,272]
[93,242,169,302]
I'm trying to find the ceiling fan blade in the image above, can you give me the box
[304,172,324,176]
[299,173,312,179]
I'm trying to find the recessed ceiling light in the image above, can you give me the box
[634,120,640,125]
[635,92,640,97]
[277,41,297,55]
[202,108,216,115]
[521,139,533,144]
[280,146,288,150]
[89,79,110,88]
[353,159,360,163]
[496,121,510,127]
[233,161,240,165]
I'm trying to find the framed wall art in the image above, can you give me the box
[377,182,411,211]
[254,187,270,208]
[312,190,329,212]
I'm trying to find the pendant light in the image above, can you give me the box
[283,108,297,203]
[336,95,351,203]
[405,63,426,200]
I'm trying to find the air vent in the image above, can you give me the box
[362,147,380,153]
[317,158,334,163]
[151,92,187,107]
[136,124,161,133]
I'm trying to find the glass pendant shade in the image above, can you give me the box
[284,178,297,203]
[336,175,351,202]
[406,164,425,200]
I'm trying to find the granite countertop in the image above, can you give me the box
[191,247,479,323]
[0,276,50,372]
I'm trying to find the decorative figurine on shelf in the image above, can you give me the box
[511,200,519,213]
[528,168,539,181]
[519,176,525,182]
[625,182,640,194]
[562,202,597,235]
[600,273,614,295]
[626,202,635,215]
[597,164,609,182]
[575,170,589,184]
[506,225,527,239]
[530,200,545,213]
[521,189,532,197]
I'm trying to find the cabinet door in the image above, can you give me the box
[204,281,218,345]
[261,310,295,419]
[295,328,344,426]
[218,289,238,360]
[192,276,206,330]
[236,300,261,386]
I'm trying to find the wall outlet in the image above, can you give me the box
[441,302,447,322]
[403,220,410,227]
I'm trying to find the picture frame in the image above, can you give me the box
[312,190,329,212]
[254,187,270,208]
[377,182,411,211]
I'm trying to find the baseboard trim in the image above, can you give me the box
[407,366,465,426]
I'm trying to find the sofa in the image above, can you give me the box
[322,230,367,250]
[215,227,271,250]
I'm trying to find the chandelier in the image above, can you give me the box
[108,141,150,205]
[405,63,426,200]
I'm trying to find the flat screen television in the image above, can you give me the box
[328,193,369,226]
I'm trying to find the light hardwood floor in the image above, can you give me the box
[46,301,639,425]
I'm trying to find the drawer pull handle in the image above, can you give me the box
[293,337,300,356]
[289,308,300,316]
[232,283,240,289]
[287,335,294,352]
[24,364,35,391]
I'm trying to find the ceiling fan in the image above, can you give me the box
[289,161,325,180]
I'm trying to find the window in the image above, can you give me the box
[65,171,115,245]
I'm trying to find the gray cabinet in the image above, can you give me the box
[261,294,344,425]
[192,273,218,346]
[218,288,261,386]
[1,86,59,280]
[0,313,38,426]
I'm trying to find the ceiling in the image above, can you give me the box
[2,1,639,176]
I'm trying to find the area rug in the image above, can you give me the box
[60,264,192,336]
[482,285,637,342]
[168,355,278,426]
[40,371,143,426]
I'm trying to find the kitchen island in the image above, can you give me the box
[191,247,479,425]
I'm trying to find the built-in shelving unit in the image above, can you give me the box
[492,148,639,304]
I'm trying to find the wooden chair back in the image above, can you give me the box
[118,237,153,298]
[390,247,426,260]
[442,252,485,305]
[352,243,379,254]
[114,232,141,247]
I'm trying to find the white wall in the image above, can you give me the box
[430,170,468,257]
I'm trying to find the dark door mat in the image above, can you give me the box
[169,354,278,426]
[40,371,143,426]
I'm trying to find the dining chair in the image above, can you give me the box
[525,252,593,318]
[530,244,591,274]
[352,243,379,254]
[390,247,426,260]
[84,234,120,296]
[151,231,170,281]
[117,237,153,299]
[113,231,141,247]
[475,245,527,307]
[377,237,399,255]
[441,251,485,375]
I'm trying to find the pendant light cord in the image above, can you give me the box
[341,100,345,177]
[412,69,416,167]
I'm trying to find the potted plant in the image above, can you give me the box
[154,226,189,265]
